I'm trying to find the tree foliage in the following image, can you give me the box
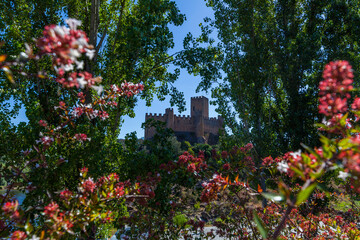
[0,0,188,188]
[0,1,188,233]
[194,0,360,157]
[0,0,186,139]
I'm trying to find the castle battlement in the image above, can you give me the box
[174,114,190,119]
[145,96,223,144]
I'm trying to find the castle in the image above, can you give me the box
[145,96,224,145]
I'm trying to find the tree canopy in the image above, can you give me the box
[188,0,360,157]
[0,0,187,136]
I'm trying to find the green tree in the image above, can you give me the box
[0,0,188,174]
[0,0,186,136]
[0,1,187,237]
[190,0,360,158]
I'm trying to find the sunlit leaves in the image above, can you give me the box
[1,66,14,84]
[261,192,285,202]
[253,211,268,239]
[296,183,317,206]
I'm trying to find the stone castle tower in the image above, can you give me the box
[145,96,223,145]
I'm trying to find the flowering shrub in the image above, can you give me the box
[117,61,360,239]
[2,18,360,240]
[0,19,148,239]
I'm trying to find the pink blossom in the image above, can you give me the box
[80,167,88,174]
[36,20,91,67]
[2,200,18,214]
[244,143,254,151]
[74,133,90,142]
[98,111,109,120]
[318,61,353,117]
[60,189,73,200]
[82,177,96,193]
[262,156,274,166]
[44,201,59,218]
[11,231,27,240]
[352,97,360,110]
[36,136,54,146]
[115,186,125,197]
[223,163,230,170]
[39,120,47,127]
[187,163,196,173]
[221,151,228,159]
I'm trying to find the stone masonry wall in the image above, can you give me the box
[145,97,223,144]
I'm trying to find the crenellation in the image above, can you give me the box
[191,96,206,99]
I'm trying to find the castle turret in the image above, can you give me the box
[191,96,209,119]
[191,97,208,140]
[165,108,174,129]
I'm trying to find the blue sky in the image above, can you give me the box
[12,0,221,139]
[120,0,220,138]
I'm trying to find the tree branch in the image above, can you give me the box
[111,0,127,54]
[269,204,294,240]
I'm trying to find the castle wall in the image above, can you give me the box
[145,97,224,144]
[173,115,195,132]
[204,117,223,135]
[145,113,168,139]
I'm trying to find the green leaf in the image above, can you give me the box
[319,134,331,146]
[253,212,268,239]
[300,143,320,160]
[309,168,324,180]
[338,138,351,150]
[2,66,14,84]
[296,183,317,206]
[24,218,33,234]
[102,190,107,198]
[290,166,305,179]
[340,113,349,127]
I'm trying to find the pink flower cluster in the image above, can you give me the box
[36,18,92,68]
[44,201,59,218]
[218,144,254,160]
[56,70,102,89]
[318,60,353,117]
[31,18,105,91]
[60,189,73,201]
[11,231,27,240]
[214,144,256,172]
[81,177,96,193]
[43,201,74,235]
[36,136,54,146]
[178,151,208,173]
[2,200,19,220]
[134,172,162,201]
[159,151,208,174]
[272,149,324,180]
[74,133,90,142]
[111,81,144,98]
[262,156,277,166]
[200,174,227,202]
